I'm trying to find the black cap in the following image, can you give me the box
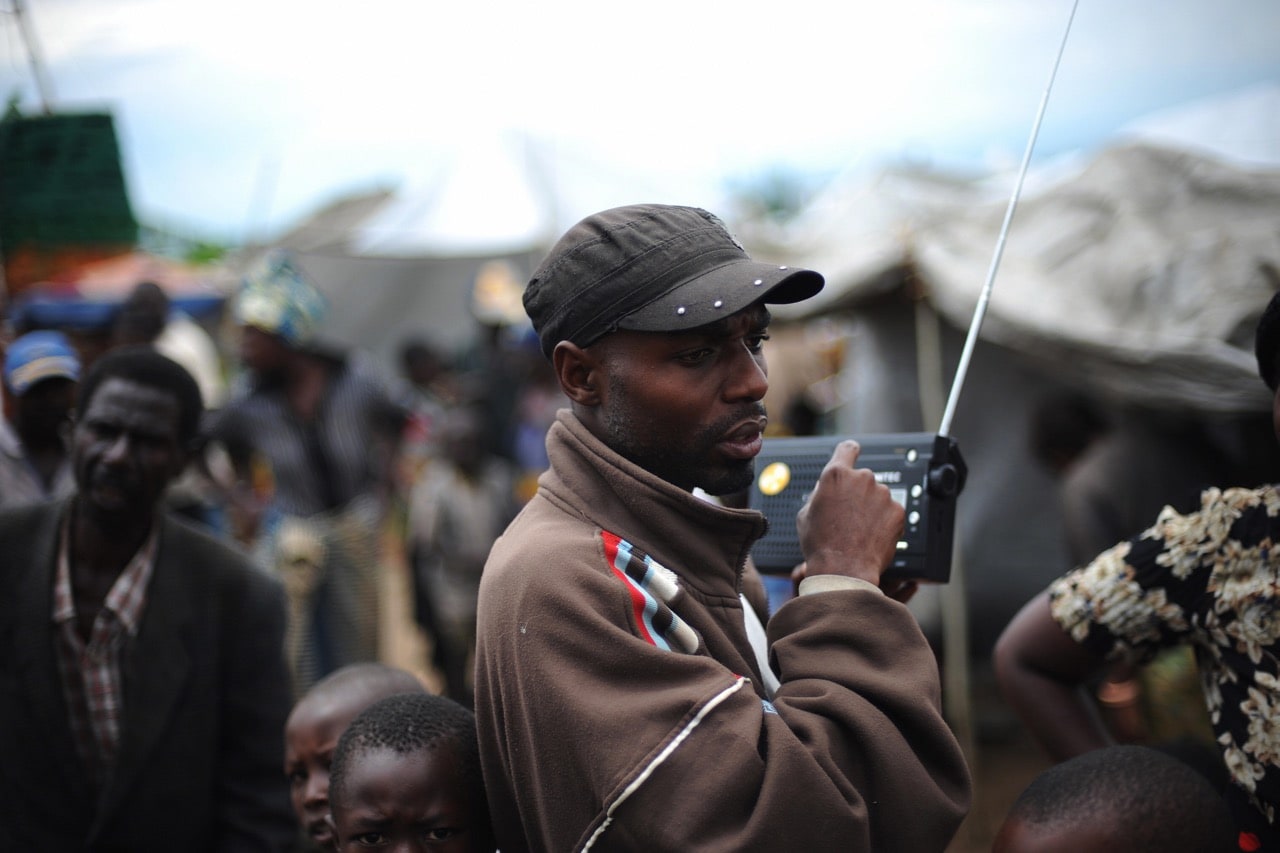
[524,204,824,359]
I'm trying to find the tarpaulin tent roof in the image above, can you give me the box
[914,142,1279,413]
[765,84,1280,414]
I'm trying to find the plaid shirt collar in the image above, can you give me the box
[52,511,159,638]
[51,509,160,784]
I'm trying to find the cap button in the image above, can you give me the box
[753,279,764,286]
[713,300,723,309]
[778,265,788,270]
[676,306,687,315]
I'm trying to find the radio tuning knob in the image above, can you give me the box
[927,463,960,497]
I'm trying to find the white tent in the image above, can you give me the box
[234,136,560,379]
[246,133,715,378]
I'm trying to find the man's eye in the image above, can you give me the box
[354,831,387,846]
[677,347,714,365]
[89,424,121,440]
[135,433,173,451]
[286,769,306,786]
[425,827,459,841]
[746,333,770,353]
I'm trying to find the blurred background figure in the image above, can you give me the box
[110,279,228,410]
[407,403,518,707]
[1027,391,1223,767]
[391,335,462,503]
[0,345,297,851]
[506,330,564,503]
[0,329,80,508]
[111,280,231,533]
[210,250,407,696]
[1027,391,1231,566]
[454,260,530,466]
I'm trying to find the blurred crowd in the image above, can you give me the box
[0,250,562,708]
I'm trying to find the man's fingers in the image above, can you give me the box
[828,439,862,469]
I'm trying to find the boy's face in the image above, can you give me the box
[330,743,489,853]
[284,696,366,850]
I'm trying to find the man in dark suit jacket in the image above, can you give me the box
[0,345,296,851]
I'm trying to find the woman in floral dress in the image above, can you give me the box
[995,289,1280,853]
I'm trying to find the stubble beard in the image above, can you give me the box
[600,383,760,496]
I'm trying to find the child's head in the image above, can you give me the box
[993,745,1235,853]
[328,692,494,853]
[284,663,426,850]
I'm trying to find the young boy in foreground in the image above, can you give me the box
[328,692,495,853]
[284,663,426,850]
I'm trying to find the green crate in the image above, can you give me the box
[0,111,138,249]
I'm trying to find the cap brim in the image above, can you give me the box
[616,259,824,334]
[6,356,80,395]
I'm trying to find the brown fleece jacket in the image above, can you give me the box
[475,411,971,852]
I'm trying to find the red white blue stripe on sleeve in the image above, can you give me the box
[602,530,699,654]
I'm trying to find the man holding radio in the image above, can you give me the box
[473,203,971,852]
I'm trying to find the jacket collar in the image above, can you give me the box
[542,410,767,600]
[0,418,23,459]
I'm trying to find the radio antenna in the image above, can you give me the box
[937,0,1080,438]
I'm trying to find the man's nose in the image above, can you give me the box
[725,346,768,402]
[102,432,132,461]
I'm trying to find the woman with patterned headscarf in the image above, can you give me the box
[210,251,407,696]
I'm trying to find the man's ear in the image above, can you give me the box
[167,445,194,485]
[553,341,603,406]
[167,430,202,484]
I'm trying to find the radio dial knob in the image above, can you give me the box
[927,463,960,497]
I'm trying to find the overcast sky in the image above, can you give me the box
[3,0,1279,250]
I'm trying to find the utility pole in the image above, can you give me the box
[12,0,57,113]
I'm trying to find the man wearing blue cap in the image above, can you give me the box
[0,329,81,507]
